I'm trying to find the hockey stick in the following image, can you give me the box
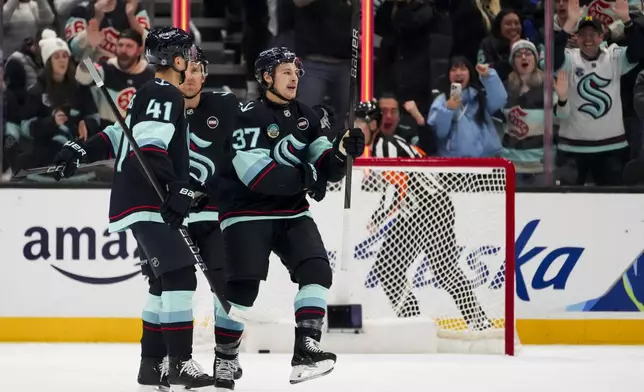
[340,0,361,273]
[82,57,233,316]
[12,159,115,178]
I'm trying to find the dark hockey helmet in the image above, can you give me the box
[253,47,304,87]
[193,45,209,76]
[145,26,195,67]
[355,99,381,125]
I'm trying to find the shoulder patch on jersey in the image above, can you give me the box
[297,117,309,131]
[207,116,219,129]
[267,123,280,138]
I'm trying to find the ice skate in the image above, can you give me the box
[167,357,213,390]
[137,356,170,392]
[214,352,239,391]
[289,327,336,384]
[233,356,242,380]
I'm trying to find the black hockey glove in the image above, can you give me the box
[160,182,195,229]
[52,140,88,181]
[307,173,328,202]
[189,180,210,213]
[300,162,319,191]
[333,128,365,161]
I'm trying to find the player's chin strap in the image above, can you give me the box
[265,79,292,105]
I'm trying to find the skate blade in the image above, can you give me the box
[289,359,335,385]
[169,384,216,391]
[137,385,171,392]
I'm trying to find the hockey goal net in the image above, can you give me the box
[193,157,517,355]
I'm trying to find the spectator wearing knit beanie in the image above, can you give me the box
[39,29,72,70]
[18,29,98,170]
[501,39,570,185]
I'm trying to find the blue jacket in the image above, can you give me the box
[427,69,506,158]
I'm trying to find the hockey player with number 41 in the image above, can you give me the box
[51,27,215,391]
[211,47,365,390]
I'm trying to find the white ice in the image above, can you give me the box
[1,343,643,392]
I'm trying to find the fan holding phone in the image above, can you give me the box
[427,57,507,158]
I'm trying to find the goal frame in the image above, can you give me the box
[351,157,516,356]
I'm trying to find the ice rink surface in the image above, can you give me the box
[2,343,643,392]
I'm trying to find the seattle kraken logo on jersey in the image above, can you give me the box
[274,134,306,167]
[189,133,215,183]
[577,73,612,119]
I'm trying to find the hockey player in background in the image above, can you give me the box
[211,47,364,390]
[354,101,493,330]
[51,27,214,390]
[177,47,244,382]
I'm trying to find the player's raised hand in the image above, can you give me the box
[335,128,365,159]
[161,182,195,229]
[52,140,87,181]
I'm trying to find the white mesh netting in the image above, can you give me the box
[193,159,517,354]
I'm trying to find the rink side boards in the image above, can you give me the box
[1,187,644,345]
[2,318,644,345]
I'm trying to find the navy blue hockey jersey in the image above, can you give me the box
[91,78,189,232]
[216,98,347,230]
[184,91,240,224]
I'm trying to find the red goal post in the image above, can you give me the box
[349,157,516,355]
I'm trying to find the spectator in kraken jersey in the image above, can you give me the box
[20,29,99,169]
[501,40,570,185]
[553,1,644,185]
[65,0,150,62]
[75,28,153,131]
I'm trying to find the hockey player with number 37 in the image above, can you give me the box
[51,27,215,391]
[211,47,365,390]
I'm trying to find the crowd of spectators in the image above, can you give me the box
[5,0,644,187]
[259,0,644,187]
[1,0,151,181]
